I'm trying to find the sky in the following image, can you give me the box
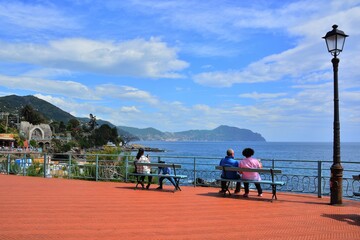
[0,0,359,142]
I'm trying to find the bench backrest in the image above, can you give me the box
[215,166,282,182]
[136,162,182,168]
[135,162,182,175]
[215,166,281,174]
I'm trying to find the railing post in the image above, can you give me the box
[318,161,322,198]
[7,154,10,174]
[95,154,99,181]
[43,154,47,178]
[23,153,26,176]
[125,155,129,182]
[193,157,196,187]
[68,154,72,179]
[272,159,275,169]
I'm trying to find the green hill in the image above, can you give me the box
[1,95,266,142]
[0,95,75,123]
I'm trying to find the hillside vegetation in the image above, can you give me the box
[0,95,266,142]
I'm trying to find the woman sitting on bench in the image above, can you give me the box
[135,148,153,189]
[239,148,263,198]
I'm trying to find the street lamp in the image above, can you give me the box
[323,24,348,205]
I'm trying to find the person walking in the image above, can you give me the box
[239,148,263,197]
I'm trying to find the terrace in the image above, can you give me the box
[0,174,359,240]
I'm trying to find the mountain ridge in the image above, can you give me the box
[0,95,266,142]
[118,125,266,142]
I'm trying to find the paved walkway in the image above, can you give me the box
[0,175,359,240]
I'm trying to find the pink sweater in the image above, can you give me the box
[239,157,262,181]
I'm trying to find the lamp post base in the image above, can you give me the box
[330,163,343,205]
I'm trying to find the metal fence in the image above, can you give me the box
[1,151,359,199]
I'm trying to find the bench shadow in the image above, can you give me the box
[115,186,178,193]
[197,192,272,202]
[322,214,360,226]
[197,191,336,205]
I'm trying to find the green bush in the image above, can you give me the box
[27,162,43,176]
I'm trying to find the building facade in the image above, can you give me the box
[20,121,52,149]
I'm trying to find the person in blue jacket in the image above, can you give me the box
[156,161,178,190]
[219,148,241,194]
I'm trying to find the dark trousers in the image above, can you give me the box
[221,177,241,192]
[159,176,177,188]
[243,182,262,195]
[140,176,153,186]
[221,181,241,192]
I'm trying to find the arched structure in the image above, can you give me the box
[20,121,52,150]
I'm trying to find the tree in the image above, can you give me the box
[21,105,46,125]
[121,134,138,146]
[49,121,59,134]
[92,124,119,147]
[29,139,37,148]
[59,121,66,133]
[67,118,80,131]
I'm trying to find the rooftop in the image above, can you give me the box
[0,174,359,239]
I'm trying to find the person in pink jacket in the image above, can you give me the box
[239,148,263,197]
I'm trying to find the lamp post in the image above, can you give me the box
[323,24,348,205]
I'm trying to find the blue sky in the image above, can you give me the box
[0,0,359,142]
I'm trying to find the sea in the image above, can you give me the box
[132,141,360,179]
[134,141,360,162]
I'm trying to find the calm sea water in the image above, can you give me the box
[135,141,360,163]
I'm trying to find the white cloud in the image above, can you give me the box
[192,2,360,88]
[0,72,160,105]
[120,106,140,113]
[0,74,95,99]
[239,92,287,100]
[0,1,79,30]
[34,94,115,120]
[25,68,73,78]
[193,104,211,112]
[192,41,328,87]
[0,38,189,78]
[95,84,159,105]
[342,91,360,102]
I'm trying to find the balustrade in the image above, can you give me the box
[0,152,359,199]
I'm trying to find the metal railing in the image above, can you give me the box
[1,152,359,199]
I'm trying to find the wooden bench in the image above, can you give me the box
[128,162,187,192]
[353,175,360,197]
[215,166,285,202]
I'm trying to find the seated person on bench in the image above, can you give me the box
[135,148,153,189]
[239,148,263,198]
[156,161,178,190]
[219,148,241,194]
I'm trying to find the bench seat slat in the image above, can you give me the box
[215,166,282,174]
[216,178,285,186]
[135,162,182,168]
[128,173,187,179]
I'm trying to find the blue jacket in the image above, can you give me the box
[158,166,171,175]
[219,156,240,179]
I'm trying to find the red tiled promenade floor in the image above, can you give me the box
[0,175,359,240]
